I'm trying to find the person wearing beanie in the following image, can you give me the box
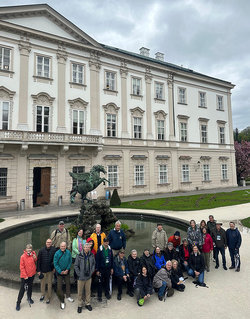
[168,231,181,250]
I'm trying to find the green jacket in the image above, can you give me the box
[53,249,72,274]
[72,237,86,258]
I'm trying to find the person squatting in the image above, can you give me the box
[15,217,242,311]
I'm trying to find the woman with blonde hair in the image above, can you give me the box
[171,259,185,292]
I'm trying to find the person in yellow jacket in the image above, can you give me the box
[90,224,106,253]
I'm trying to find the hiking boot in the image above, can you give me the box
[117,294,121,301]
[215,265,219,269]
[98,297,102,302]
[77,307,82,313]
[229,266,235,269]
[40,296,45,302]
[16,303,20,311]
[28,299,34,304]
[46,299,50,304]
[85,305,92,311]
[158,296,163,301]
[223,266,228,270]
[193,280,199,285]
[167,288,174,297]
[236,268,240,272]
[199,283,206,287]
[105,293,111,300]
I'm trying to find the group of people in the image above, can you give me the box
[16,215,242,311]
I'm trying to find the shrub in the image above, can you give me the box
[110,188,121,207]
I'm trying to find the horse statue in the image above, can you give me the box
[69,165,109,203]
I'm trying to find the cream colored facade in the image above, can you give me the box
[0,4,237,209]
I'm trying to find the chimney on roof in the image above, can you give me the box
[155,52,164,61]
[139,47,150,57]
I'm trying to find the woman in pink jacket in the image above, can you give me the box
[16,244,37,311]
[201,228,213,272]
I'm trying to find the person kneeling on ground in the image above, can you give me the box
[153,261,174,301]
[16,244,37,311]
[113,248,130,300]
[127,249,140,297]
[139,249,156,280]
[53,242,74,310]
[153,246,166,271]
[164,242,179,262]
[179,238,192,272]
[171,259,185,292]
[135,266,153,307]
[74,243,95,313]
[188,245,206,287]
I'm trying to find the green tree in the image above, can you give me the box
[110,189,121,206]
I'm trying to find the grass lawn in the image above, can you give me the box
[0,218,5,223]
[117,190,250,211]
[241,217,250,228]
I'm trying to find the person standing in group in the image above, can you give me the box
[37,239,56,304]
[127,249,140,297]
[168,231,181,250]
[113,249,130,300]
[199,220,207,232]
[90,223,106,254]
[108,221,126,256]
[211,222,228,270]
[226,222,242,272]
[139,249,156,280]
[187,220,203,250]
[53,242,74,310]
[72,229,85,282]
[134,266,153,307]
[207,215,216,261]
[179,238,192,272]
[152,223,168,252]
[50,221,71,250]
[188,245,206,287]
[16,244,37,311]
[96,237,113,302]
[201,228,213,272]
[74,243,96,313]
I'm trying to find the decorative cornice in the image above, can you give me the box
[145,66,152,82]
[131,155,147,160]
[89,50,101,70]
[68,97,88,108]
[179,156,192,160]
[219,156,229,161]
[130,106,145,115]
[177,114,190,120]
[103,155,122,160]
[103,102,120,112]
[57,47,67,63]
[200,156,211,160]
[18,38,31,56]
[0,86,16,100]
[198,117,209,122]
[31,92,55,106]
[156,155,170,160]
[217,120,227,124]
[154,110,167,119]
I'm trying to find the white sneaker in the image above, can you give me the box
[67,297,74,303]
[60,302,65,310]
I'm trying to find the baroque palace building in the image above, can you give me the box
[0,4,237,209]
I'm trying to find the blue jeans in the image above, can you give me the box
[158,281,167,297]
[188,269,204,284]
[182,262,189,272]
[229,248,240,269]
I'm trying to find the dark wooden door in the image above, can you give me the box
[37,167,51,205]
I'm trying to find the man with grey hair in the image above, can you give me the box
[108,220,126,256]
[127,249,140,297]
[90,223,106,253]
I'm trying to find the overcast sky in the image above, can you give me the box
[1,0,249,130]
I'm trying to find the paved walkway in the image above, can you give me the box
[0,203,249,319]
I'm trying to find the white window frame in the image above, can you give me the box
[221,164,228,180]
[178,87,186,104]
[134,165,144,185]
[180,122,188,142]
[107,165,118,187]
[36,105,50,133]
[182,164,189,182]
[203,164,210,181]
[159,164,168,184]
[217,95,224,110]
[36,55,51,78]
[133,117,142,139]
[105,71,116,91]
[132,77,141,95]
[199,92,206,108]
[219,126,225,144]
[106,113,117,137]
[0,101,9,130]
[157,119,165,140]
[0,167,7,196]
[155,82,164,99]
[0,46,11,71]
[72,63,84,84]
[72,109,85,135]
[201,124,208,143]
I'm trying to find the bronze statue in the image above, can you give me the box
[69,165,109,203]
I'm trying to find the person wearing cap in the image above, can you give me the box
[152,223,168,252]
[113,249,130,300]
[90,224,106,253]
[50,221,71,250]
[96,237,114,301]
[187,220,203,250]
[168,231,181,250]
[74,243,95,313]
[211,222,227,270]
[164,242,179,262]
[226,221,242,272]
[179,238,192,271]
[134,266,153,307]
[139,249,156,280]
[37,238,57,304]
[108,221,126,256]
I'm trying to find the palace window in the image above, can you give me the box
[107,165,118,187]
[0,101,9,130]
[0,47,10,71]
[178,87,186,104]
[107,113,116,137]
[157,120,165,140]
[105,71,116,90]
[180,122,187,142]
[135,165,144,185]
[199,92,206,107]
[36,55,50,78]
[201,124,208,143]
[219,126,225,144]
[155,82,164,99]
[182,164,189,182]
[72,63,83,84]
[221,164,228,180]
[72,166,85,187]
[73,110,85,135]
[203,164,210,181]
[217,95,224,110]
[132,78,141,95]
[0,168,7,196]
[159,164,168,184]
[36,106,49,132]
[133,117,142,139]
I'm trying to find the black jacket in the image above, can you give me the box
[207,221,216,235]
[95,245,113,272]
[139,253,156,278]
[37,246,57,273]
[164,248,179,262]
[171,266,184,286]
[211,227,227,248]
[188,252,205,273]
[179,244,192,264]
[135,274,153,296]
[127,255,140,277]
